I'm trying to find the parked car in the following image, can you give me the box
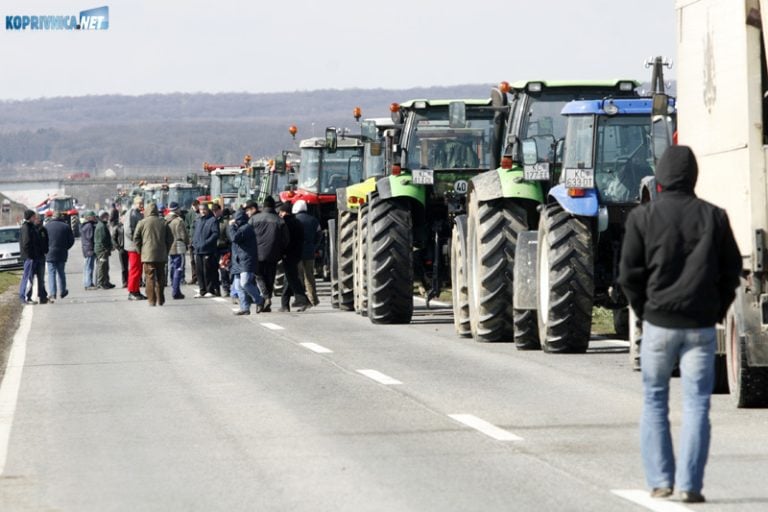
[0,226,22,271]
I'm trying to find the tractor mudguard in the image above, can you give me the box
[513,230,538,310]
[376,174,426,206]
[346,177,378,208]
[470,166,544,203]
[548,184,599,217]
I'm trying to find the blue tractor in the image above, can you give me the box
[522,97,675,353]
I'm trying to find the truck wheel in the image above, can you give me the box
[725,310,768,407]
[467,196,525,342]
[355,203,370,316]
[537,204,594,353]
[514,310,540,350]
[613,308,629,339]
[367,195,413,324]
[328,218,340,309]
[451,216,470,337]
[337,211,356,311]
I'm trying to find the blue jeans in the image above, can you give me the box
[47,260,67,298]
[83,255,95,288]
[238,272,263,312]
[169,254,183,297]
[640,321,715,493]
[19,259,35,302]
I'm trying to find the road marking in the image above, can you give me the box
[213,297,228,303]
[260,322,285,331]
[448,414,523,441]
[300,342,333,354]
[611,490,693,512]
[0,307,33,475]
[357,369,402,385]
[598,340,630,348]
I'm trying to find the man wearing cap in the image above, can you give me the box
[18,209,42,304]
[94,210,115,289]
[123,196,146,300]
[133,202,173,306]
[46,210,75,301]
[193,202,220,298]
[293,199,321,306]
[26,212,50,304]
[80,211,98,290]
[166,201,189,300]
[278,201,311,312]
[248,196,288,312]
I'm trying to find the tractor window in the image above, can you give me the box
[405,109,493,170]
[299,147,364,194]
[563,115,594,170]
[595,115,653,203]
[52,198,74,211]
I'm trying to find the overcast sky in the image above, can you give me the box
[0,0,675,100]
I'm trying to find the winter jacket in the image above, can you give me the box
[295,211,321,261]
[618,146,742,328]
[185,209,198,241]
[123,207,144,252]
[46,217,75,263]
[193,212,219,255]
[228,209,259,274]
[249,207,288,262]
[133,203,173,263]
[37,224,49,258]
[80,220,97,257]
[165,212,189,256]
[110,221,125,252]
[19,220,41,261]
[216,212,231,251]
[282,214,304,263]
[94,220,113,254]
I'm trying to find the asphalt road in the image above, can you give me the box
[0,245,766,511]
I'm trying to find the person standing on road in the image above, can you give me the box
[293,200,321,306]
[228,207,263,315]
[133,202,173,307]
[193,203,220,298]
[27,213,50,304]
[124,197,146,300]
[278,202,311,312]
[212,203,231,297]
[165,202,189,300]
[94,210,115,290]
[46,210,75,301]
[618,146,742,504]
[80,211,98,291]
[109,208,128,288]
[248,197,288,312]
[185,199,199,285]
[18,209,41,305]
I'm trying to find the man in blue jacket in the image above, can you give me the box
[228,208,263,315]
[193,203,220,298]
[46,210,75,301]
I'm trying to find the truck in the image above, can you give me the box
[456,80,641,342]
[676,0,768,407]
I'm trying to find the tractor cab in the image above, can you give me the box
[295,136,364,199]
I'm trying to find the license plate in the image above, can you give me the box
[523,162,550,181]
[563,168,595,188]
[412,169,434,185]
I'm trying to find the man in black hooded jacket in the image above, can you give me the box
[618,145,741,504]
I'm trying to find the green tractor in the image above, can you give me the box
[454,80,640,344]
[332,117,396,311]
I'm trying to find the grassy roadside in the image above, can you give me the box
[0,271,22,382]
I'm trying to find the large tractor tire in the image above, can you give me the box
[450,216,470,337]
[725,308,768,407]
[328,218,340,309]
[537,204,594,353]
[466,195,526,342]
[354,203,370,316]
[337,210,356,311]
[367,195,413,324]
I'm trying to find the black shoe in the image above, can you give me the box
[680,491,705,503]
[234,310,250,316]
[262,304,271,313]
[39,298,49,304]
[296,302,312,312]
[173,294,185,300]
[255,303,264,313]
[104,283,116,289]
[60,290,69,299]
[279,306,290,312]
[650,488,673,499]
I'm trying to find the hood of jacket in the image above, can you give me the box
[234,208,248,227]
[656,145,698,193]
[146,203,159,217]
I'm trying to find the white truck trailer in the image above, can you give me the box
[677,0,768,406]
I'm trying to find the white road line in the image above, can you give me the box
[611,490,693,512]
[300,342,333,354]
[0,307,33,475]
[212,297,228,303]
[260,322,285,331]
[598,340,630,348]
[448,414,523,441]
[357,369,402,385]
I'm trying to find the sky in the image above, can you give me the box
[0,0,676,100]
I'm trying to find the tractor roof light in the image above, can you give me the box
[499,81,511,94]
[389,102,400,113]
[603,101,619,116]
[618,81,635,92]
[500,156,513,170]
[527,82,543,92]
[288,125,298,139]
[353,107,362,122]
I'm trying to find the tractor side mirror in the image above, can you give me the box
[652,94,669,117]
[449,101,467,128]
[325,127,338,154]
[521,139,539,166]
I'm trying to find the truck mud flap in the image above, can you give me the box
[513,230,538,310]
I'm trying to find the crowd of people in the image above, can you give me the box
[17,195,322,314]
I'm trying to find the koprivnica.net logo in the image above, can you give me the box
[5,5,109,31]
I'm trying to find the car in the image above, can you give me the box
[0,226,23,271]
